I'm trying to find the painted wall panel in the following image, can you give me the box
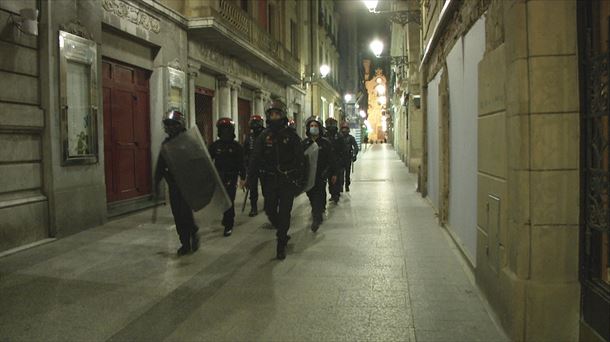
[447,17,486,265]
[426,70,442,210]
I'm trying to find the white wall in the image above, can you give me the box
[426,70,442,210]
[447,17,486,265]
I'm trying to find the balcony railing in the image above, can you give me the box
[198,0,300,78]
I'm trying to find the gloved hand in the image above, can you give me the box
[352,156,357,162]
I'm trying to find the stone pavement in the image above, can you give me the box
[0,144,509,342]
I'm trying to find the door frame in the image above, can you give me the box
[578,1,610,340]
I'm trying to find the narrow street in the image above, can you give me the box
[0,145,507,342]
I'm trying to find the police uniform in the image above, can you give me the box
[244,116,264,217]
[248,100,305,260]
[341,127,359,192]
[209,118,245,236]
[154,110,199,256]
[325,120,349,203]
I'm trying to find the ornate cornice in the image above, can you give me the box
[102,0,161,34]
[59,20,93,40]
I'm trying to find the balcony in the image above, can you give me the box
[188,0,300,84]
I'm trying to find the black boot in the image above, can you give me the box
[191,233,200,252]
[276,240,286,260]
[345,185,350,192]
[311,217,321,232]
[223,225,233,237]
[249,204,258,217]
[177,244,191,256]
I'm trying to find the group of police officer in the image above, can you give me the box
[155,99,358,260]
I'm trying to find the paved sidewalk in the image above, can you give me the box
[0,144,508,342]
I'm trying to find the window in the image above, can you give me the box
[290,20,298,55]
[240,0,248,12]
[268,4,275,36]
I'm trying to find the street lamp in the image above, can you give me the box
[363,0,378,12]
[370,39,384,58]
[361,0,421,26]
[319,64,330,78]
[344,93,353,102]
[359,110,367,118]
[301,64,331,88]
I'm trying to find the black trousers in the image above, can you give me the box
[344,161,352,188]
[307,179,327,222]
[329,168,345,199]
[168,185,198,248]
[221,174,238,228]
[249,172,259,208]
[262,175,295,245]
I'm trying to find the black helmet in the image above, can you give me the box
[216,117,235,130]
[325,117,338,128]
[249,115,264,129]
[265,99,288,119]
[216,117,235,139]
[162,109,186,128]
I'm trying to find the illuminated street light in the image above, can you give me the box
[344,93,353,102]
[377,96,387,105]
[319,64,330,78]
[369,39,384,58]
[359,110,367,118]
[363,0,378,12]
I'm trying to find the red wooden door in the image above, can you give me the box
[102,59,151,203]
[238,98,251,144]
[195,88,214,146]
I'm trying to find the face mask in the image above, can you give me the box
[309,127,319,136]
[268,119,283,131]
[327,127,338,135]
[219,131,233,141]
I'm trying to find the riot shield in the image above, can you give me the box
[160,127,231,212]
[302,142,319,193]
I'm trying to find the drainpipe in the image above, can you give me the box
[310,0,315,119]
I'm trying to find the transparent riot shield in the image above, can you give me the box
[160,127,231,213]
[302,141,319,193]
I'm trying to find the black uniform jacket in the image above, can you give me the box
[327,133,349,169]
[248,127,305,183]
[302,136,337,181]
[209,139,246,179]
[344,134,359,159]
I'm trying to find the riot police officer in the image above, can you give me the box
[154,110,199,256]
[244,115,265,217]
[209,118,246,237]
[325,117,349,203]
[302,117,337,232]
[340,122,359,192]
[247,99,305,260]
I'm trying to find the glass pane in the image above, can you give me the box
[66,61,91,156]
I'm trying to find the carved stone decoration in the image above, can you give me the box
[168,58,183,71]
[102,0,161,33]
[59,20,93,40]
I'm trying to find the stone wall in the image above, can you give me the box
[0,0,49,252]
[478,1,580,340]
[420,0,581,340]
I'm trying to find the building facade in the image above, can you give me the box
[399,0,608,340]
[0,0,358,256]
